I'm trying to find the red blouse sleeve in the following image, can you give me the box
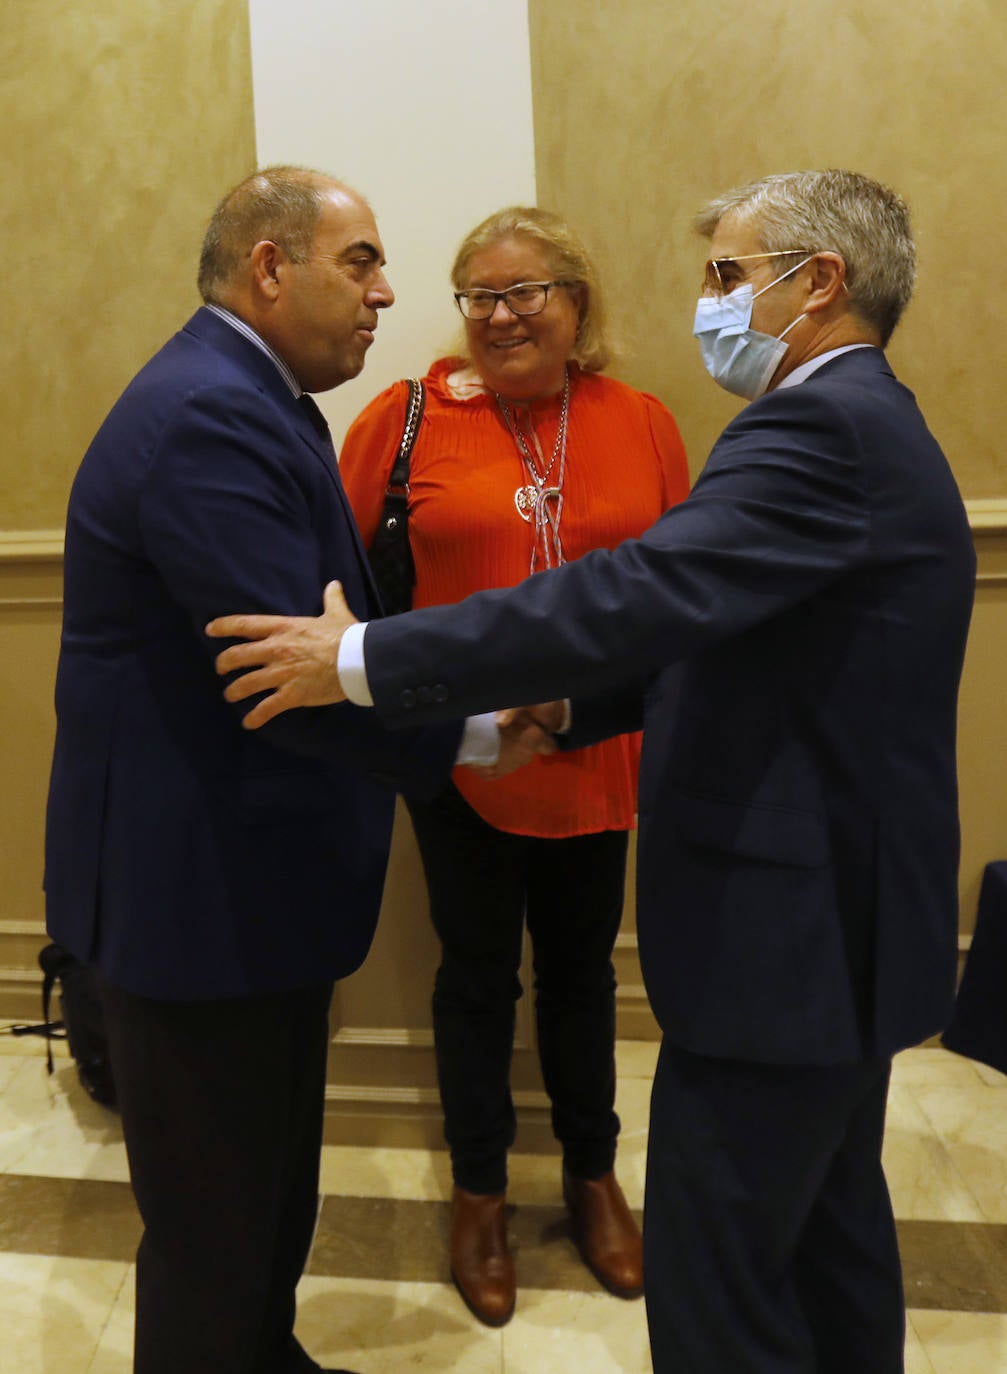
[642,392,691,509]
[338,380,412,548]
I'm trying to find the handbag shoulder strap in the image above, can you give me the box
[387,378,426,491]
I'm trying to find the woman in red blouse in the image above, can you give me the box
[340,207,689,1326]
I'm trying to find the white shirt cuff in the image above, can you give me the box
[337,621,373,706]
[457,713,500,767]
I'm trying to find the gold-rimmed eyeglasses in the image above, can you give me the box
[702,251,814,297]
[454,280,571,320]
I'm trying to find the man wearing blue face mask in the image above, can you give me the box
[207,170,976,1374]
[692,249,815,398]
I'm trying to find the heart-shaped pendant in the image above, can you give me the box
[514,485,537,521]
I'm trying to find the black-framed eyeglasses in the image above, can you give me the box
[453,280,571,320]
[702,251,814,297]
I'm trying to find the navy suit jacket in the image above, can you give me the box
[362,349,976,1064]
[45,308,461,1000]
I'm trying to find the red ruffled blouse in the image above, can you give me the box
[339,358,690,837]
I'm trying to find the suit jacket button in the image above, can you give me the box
[400,689,417,709]
[416,685,431,705]
[432,683,449,703]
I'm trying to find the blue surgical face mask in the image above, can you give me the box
[693,257,812,400]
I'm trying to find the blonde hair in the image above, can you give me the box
[451,206,614,372]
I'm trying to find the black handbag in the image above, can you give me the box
[367,377,425,616]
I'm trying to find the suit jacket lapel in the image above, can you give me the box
[289,400,386,613]
[183,309,385,614]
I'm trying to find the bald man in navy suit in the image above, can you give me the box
[45,165,546,1374]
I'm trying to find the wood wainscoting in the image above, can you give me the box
[2,509,1006,1148]
[0,531,63,1025]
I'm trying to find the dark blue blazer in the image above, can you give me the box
[362,349,976,1064]
[45,308,460,1000]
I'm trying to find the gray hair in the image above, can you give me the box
[197,165,340,304]
[451,206,615,372]
[696,170,917,345]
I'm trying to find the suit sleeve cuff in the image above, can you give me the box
[337,622,496,765]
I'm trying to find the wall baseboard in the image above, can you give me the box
[322,1082,556,1152]
[0,969,47,1026]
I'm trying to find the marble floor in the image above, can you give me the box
[1,1035,1006,1373]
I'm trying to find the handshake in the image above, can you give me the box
[470,702,567,781]
[206,580,566,781]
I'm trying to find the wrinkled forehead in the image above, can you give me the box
[311,187,384,257]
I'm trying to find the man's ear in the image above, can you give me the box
[250,240,283,302]
[803,252,847,315]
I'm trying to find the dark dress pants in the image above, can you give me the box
[406,782,627,1194]
[644,1041,904,1374]
[98,977,333,1374]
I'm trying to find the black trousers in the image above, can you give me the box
[406,783,628,1194]
[98,977,333,1374]
[644,1042,904,1374]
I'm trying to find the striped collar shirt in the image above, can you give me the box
[204,304,302,397]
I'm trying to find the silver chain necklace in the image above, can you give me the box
[496,367,570,574]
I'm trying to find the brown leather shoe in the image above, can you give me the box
[449,1187,516,1326]
[563,1168,644,1298]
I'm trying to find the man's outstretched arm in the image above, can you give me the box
[207,581,563,773]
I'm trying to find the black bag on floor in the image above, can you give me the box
[24,943,118,1108]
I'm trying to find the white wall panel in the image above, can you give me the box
[248,0,536,443]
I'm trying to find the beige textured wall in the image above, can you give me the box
[528,0,1007,930]
[3,0,1006,1047]
[4,0,256,530]
[0,0,255,1010]
[528,0,1007,496]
